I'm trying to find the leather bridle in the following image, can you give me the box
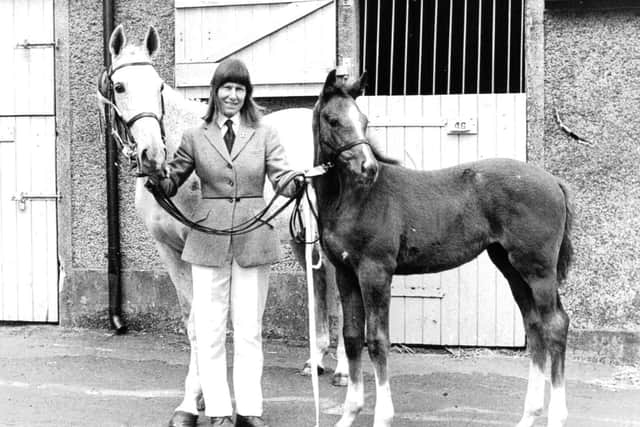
[99,61,166,176]
[320,136,371,162]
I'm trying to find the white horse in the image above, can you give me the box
[99,25,349,412]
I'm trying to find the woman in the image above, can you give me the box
[151,58,302,427]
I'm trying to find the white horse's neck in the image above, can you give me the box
[160,85,207,155]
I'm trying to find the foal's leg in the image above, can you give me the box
[488,245,569,427]
[334,265,366,427]
[545,296,569,427]
[488,245,545,427]
[521,279,569,427]
[359,260,394,427]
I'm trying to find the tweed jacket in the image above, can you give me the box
[159,119,299,267]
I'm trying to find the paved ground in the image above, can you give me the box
[1,326,639,427]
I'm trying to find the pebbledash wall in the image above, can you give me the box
[541,2,640,361]
[55,0,639,361]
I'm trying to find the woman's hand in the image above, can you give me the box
[146,173,162,186]
[294,174,306,193]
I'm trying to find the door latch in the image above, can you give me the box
[15,40,58,49]
[12,192,62,211]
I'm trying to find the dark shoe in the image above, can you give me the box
[168,411,198,427]
[235,415,269,427]
[210,416,234,426]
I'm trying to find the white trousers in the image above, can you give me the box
[175,260,269,417]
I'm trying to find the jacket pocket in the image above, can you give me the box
[190,201,212,224]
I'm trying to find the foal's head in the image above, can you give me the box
[313,70,378,186]
[104,25,166,177]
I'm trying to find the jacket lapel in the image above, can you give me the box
[202,122,232,164]
[230,123,255,160]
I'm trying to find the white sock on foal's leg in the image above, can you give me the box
[516,361,546,427]
[547,382,567,427]
[335,367,364,427]
[372,371,394,427]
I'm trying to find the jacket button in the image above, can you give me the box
[226,164,232,169]
[228,198,233,203]
[228,180,234,187]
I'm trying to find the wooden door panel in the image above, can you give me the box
[358,93,525,347]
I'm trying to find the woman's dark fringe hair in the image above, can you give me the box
[202,58,263,127]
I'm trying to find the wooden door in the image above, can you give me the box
[357,93,526,347]
[0,0,58,322]
[175,0,336,98]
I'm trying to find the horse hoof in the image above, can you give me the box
[331,373,348,387]
[301,362,325,376]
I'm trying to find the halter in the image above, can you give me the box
[319,133,371,165]
[99,61,166,176]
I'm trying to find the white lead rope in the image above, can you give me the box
[302,167,329,427]
[304,195,320,427]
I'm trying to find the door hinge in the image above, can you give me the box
[12,192,62,210]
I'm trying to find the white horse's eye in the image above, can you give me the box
[114,82,125,94]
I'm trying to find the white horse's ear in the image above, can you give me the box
[109,24,126,57]
[144,26,160,57]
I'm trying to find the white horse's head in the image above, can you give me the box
[105,25,167,177]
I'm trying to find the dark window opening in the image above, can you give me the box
[360,0,526,96]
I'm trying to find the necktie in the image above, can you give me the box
[224,119,235,153]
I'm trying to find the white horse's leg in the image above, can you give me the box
[304,261,330,375]
[332,302,349,387]
[516,360,546,427]
[154,243,202,414]
[293,241,329,375]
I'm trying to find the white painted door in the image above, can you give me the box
[175,0,335,98]
[0,0,58,322]
[358,94,526,347]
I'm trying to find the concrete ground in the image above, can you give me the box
[1,326,639,427]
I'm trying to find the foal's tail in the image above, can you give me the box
[556,180,574,283]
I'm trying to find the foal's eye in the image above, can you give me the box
[114,83,125,94]
[327,118,339,127]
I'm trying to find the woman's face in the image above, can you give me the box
[216,82,246,118]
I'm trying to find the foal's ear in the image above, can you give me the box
[321,69,338,99]
[346,71,368,99]
[109,24,127,58]
[144,26,160,57]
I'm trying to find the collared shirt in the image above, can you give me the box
[216,113,240,138]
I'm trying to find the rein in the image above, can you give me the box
[145,173,310,236]
[145,163,332,239]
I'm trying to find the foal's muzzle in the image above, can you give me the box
[349,143,378,186]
